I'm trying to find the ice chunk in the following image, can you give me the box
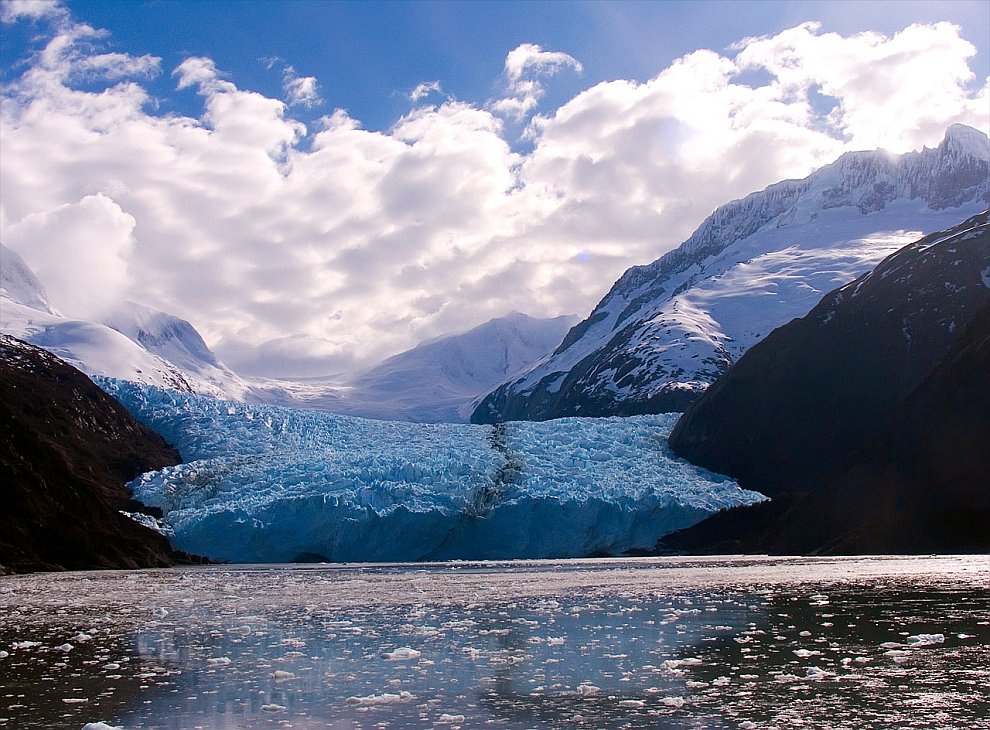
[906,633,944,646]
[270,670,295,681]
[619,699,645,708]
[438,714,466,723]
[82,724,123,730]
[383,647,421,660]
[345,691,415,706]
[260,703,286,712]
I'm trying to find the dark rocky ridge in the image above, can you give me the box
[665,212,990,553]
[0,334,186,572]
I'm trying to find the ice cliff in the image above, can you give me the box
[100,380,764,563]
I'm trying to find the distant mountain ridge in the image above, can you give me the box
[2,242,574,421]
[253,312,578,422]
[473,125,990,423]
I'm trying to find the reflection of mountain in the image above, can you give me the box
[474,125,990,423]
[0,619,174,729]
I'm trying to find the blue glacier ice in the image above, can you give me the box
[99,379,766,563]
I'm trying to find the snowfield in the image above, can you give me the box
[100,379,765,563]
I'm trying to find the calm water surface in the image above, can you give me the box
[1,555,988,729]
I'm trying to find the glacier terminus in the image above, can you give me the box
[101,379,765,564]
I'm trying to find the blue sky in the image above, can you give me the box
[6,1,988,136]
[1,0,988,376]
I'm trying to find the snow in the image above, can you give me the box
[100,379,765,563]
[251,312,576,423]
[478,126,990,420]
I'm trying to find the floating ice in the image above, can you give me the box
[270,670,295,681]
[260,703,286,712]
[100,379,765,563]
[345,691,416,706]
[82,723,123,730]
[906,633,945,646]
[619,699,645,708]
[383,647,421,660]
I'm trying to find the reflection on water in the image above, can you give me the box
[0,556,988,729]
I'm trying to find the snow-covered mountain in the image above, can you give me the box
[473,124,990,423]
[2,239,571,419]
[102,378,765,563]
[102,301,248,398]
[254,312,576,422]
[665,211,989,553]
[0,244,246,398]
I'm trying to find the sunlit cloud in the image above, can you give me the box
[409,81,443,102]
[1,12,986,377]
[491,43,583,121]
[0,0,66,24]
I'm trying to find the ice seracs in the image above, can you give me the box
[102,379,764,563]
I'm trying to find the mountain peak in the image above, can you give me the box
[942,123,990,161]
[473,125,990,424]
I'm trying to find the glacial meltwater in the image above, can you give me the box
[1,556,987,729]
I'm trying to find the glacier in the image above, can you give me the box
[99,379,765,563]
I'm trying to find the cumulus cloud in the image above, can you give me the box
[283,72,321,107]
[0,0,66,24]
[4,194,135,319]
[492,43,583,120]
[1,14,986,377]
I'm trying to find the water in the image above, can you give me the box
[1,555,988,729]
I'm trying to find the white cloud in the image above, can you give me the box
[410,80,442,102]
[492,43,583,121]
[0,0,66,24]
[4,194,135,319]
[282,65,322,108]
[1,16,986,377]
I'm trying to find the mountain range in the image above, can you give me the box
[1,242,574,422]
[472,124,990,423]
[665,211,989,553]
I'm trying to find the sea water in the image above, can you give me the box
[0,555,987,729]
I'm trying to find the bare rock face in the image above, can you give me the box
[664,211,990,554]
[0,334,183,572]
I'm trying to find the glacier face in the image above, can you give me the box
[99,379,764,563]
[473,125,990,423]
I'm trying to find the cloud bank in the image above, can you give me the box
[1,8,987,376]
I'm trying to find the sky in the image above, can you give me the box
[1,0,988,378]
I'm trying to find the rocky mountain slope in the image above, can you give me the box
[473,125,990,423]
[664,211,989,553]
[0,334,185,572]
